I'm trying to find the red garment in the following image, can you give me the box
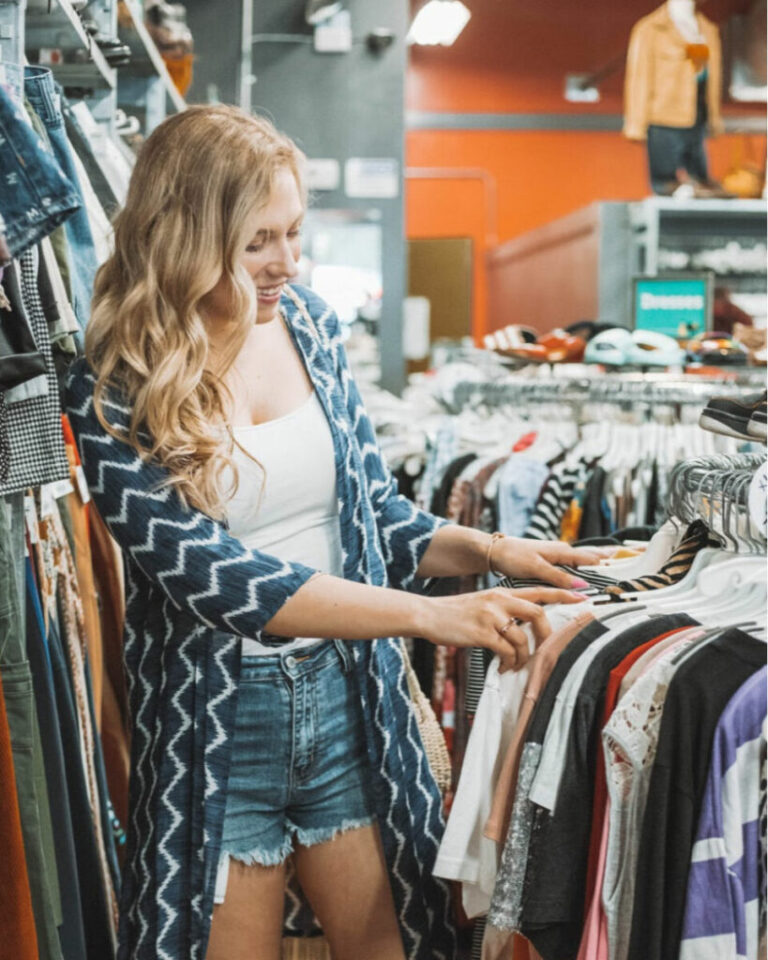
[0,679,38,959]
[582,626,692,912]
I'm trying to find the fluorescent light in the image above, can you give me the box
[407,0,471,46]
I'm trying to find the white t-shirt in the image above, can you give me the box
[226,390,344,656]
[433,605,577,918]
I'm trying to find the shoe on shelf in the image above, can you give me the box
[483,325,539,357]
[699,391,767,442]
[537,330,587,363]
[747,396,767,441]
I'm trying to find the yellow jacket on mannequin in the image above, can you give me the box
[623,2,724,142]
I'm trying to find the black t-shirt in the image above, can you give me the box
[580,467,610,539]
[520,614,698,960]
[429,452,477,518]
[627,628,766,960]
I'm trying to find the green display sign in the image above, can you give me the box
[633,276,711,340]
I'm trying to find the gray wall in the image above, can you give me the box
[185,0,242,107]
[184,0,409,393]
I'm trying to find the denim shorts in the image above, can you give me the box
[214,639,375,904]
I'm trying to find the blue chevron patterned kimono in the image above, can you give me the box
[65,284,457,960]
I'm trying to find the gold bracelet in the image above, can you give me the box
[486,531,506,577]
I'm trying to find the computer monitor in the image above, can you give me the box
[632,273,714,340]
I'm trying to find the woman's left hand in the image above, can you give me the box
[489,537,613,589]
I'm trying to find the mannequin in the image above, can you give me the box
[624,0,724,196]
[667,0,702,41]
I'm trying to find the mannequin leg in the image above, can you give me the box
[647,125,687,195]
[683,122,710,185]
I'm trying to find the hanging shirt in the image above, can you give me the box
[679,667,767,960]
[485,619,610,936]
[627,630,766,960]
[601,628,706,960]
[433,607,587,918]
[519,615,698,960]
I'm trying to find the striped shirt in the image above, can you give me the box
[525,460,587,541]
[679,666,767,960]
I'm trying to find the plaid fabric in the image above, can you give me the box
[0,249,68,495]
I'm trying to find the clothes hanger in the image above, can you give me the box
[642,468,766,618]
[598,463,728,605]
[592,602,650,621]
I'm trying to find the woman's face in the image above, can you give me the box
[205,165,304,326]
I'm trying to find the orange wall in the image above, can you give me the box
[406,128,764,339]
[404,0,766,340]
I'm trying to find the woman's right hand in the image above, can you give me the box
[419,587,587,673]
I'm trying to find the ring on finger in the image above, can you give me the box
[498,617,518,638]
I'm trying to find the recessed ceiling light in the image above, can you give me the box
[407,0,471,46]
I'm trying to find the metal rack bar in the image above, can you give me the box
[443,375,765,415]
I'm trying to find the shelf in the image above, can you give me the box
[117,0,185,113]
[639,197,768,216]
[25,0,115,90]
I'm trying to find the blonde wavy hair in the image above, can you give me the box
[86,105,306,519]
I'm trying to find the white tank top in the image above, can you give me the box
[226,390,343,656]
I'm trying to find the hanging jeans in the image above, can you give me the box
[0,494,63,960]
[61,94,120,215]
[25,556,88,960]
[0,645,38,959]
[46,607,116,959]
[24,66,98,333]
[0,83,80,260]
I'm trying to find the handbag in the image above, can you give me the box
[400,639,452,795]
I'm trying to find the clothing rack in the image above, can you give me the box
[667,453,767,553]
[441,373,765,417]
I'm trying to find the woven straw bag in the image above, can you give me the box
[400,640,452,795]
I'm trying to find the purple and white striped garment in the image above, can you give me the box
[679,666,767,960]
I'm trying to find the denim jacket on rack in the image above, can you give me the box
[0,82,80,260]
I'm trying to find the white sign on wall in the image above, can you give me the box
[403,297,431,360]
[344,158,399,199]
[305,159,341,191]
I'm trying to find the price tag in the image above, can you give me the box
[74,465,91,504]
[47,478,76,500]
[39,484,55,519]
[24,494,39,545]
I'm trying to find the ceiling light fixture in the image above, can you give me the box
[406,0,471,46]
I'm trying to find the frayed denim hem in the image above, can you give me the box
[213,817,376,904]
[292,815,376,850]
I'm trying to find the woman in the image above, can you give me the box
[65,105,601,960]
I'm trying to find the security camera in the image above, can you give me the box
[366,27,395,53]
